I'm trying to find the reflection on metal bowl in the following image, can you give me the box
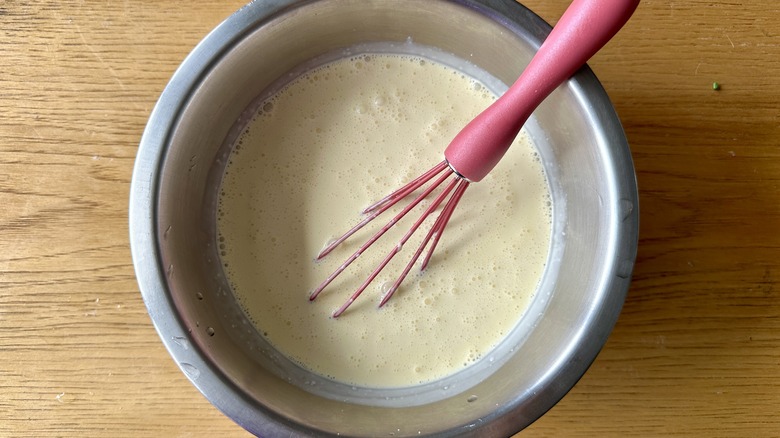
[129,0,638,436]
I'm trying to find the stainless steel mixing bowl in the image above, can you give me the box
[129,0,639,436]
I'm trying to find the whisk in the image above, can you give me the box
[310,0,640,317]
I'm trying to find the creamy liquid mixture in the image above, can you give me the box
[217,54,551,388]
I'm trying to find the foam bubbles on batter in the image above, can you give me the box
[217,54,551,388]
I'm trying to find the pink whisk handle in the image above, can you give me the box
[444,0,640,182]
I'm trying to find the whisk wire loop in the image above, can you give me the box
[310,160,468,317]
[332,174,463,318]
[315,160,449,260]
[378,177,470,308]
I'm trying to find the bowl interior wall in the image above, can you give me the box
[150,0,635,435]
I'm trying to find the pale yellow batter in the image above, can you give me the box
[217,54,551,388]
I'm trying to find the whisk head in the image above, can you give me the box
[309,160,470,317]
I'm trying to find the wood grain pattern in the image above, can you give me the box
[1,1,778,437]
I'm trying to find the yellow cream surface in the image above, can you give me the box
[217,54,551,388]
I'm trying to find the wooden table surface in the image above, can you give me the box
[2,1,779,436]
